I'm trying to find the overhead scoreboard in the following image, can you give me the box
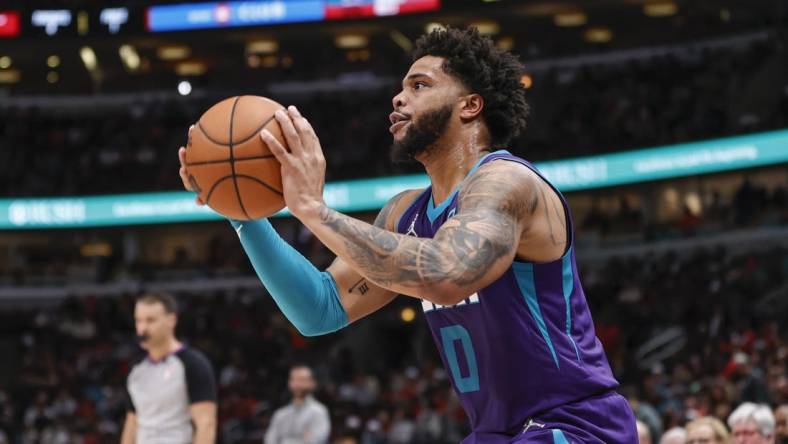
[0,1,441,38]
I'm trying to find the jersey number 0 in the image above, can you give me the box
[440,325,480,393]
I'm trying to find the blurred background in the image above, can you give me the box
[0,0,787,443]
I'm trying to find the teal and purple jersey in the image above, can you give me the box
[396,151,633,442]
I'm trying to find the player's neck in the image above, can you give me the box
[147,337,182,361]
[420,133,491,204]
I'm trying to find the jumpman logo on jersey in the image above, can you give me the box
[523,419,546,432]
[406,213,418,237]
[234,223,243,237]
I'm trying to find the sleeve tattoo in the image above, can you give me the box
[317,165,538,296]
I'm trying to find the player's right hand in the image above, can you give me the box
[178,125,205,205]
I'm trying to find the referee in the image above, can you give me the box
[121,293,217,444]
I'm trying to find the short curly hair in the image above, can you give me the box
[412,26,529,149]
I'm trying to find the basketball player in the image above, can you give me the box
[179,27,637,443]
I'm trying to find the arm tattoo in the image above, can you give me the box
[340,189,413,295]
[537,185,567,247]
[317,165,538,293]
[348,278,369,294]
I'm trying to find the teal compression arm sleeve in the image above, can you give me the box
[230,218,349,336]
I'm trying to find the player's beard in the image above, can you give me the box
[390,103,454,164]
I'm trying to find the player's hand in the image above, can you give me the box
[261,105,327,219]
[178,125,205,206]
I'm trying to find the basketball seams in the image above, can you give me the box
[227,97,252,220]
[185,154,275,167]
[205,175,234,203]
[196,105,279,147]
[234,174,283,196]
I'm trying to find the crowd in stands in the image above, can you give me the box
[579,177,788,242]
[0,233,785,443]
[1,35,786,197]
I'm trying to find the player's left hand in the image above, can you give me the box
[261,105,327,219]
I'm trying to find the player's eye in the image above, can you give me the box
[414,81,426,90]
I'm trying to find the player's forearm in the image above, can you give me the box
[233,218,348,336]
[301,205,489,304]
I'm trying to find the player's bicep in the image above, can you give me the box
[328,258,397,323]
[431,163,537,299]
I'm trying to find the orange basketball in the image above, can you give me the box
[185,96,286,220]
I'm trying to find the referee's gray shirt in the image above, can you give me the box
[264,395,330,444]
[127,347,216,444]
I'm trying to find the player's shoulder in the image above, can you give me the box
[375,188,425,230]
[462,157,541,199]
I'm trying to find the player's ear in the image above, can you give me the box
[459,93,484,120]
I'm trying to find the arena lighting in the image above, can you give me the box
[346,49,370,62]
[424,22,445,33]
[80,242,112,257]
[584,27,613,43]
[0,11,21,38]
[261,55,278,68]
[47,71,59,83]
[553,11,587,27]
[247,54,261,68]
[401,307,416,322]
[118,45,140,71]
[0,69,19,83]
[79,46,98,71]
[245,39,278,54]
[468,20,500,35]
[389,30,413,52]
[77,11,88,35]
[0,56,11,69]
[496,36,514,51]
[334,34,368,49]
[177,80,192,95]
[47,55,60,68]
[157,45,191,61]
[99,7,129,34]
[643,1,678,18]
[175,61,206,76]
[520,74,533,89]
[31,9,71,36]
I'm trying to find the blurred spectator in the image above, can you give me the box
[686,417,731,444]
[774,405,788,444]
[265,365,330,444]
[639,419,655,444]
[727,403,775,444]
[661,427,687,444]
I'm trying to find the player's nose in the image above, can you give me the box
[392,91,405,110]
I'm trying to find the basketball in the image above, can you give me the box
[185,95,287,220]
